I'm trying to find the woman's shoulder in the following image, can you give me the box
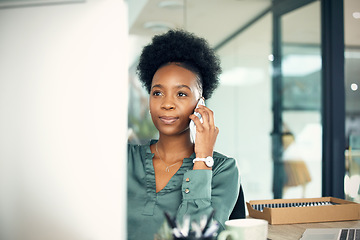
[212,151,238,172]
[128,142,144,152]
[127,140,155,161]
[213,151,235,162]
[128,139,154,151]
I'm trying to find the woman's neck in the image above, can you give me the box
[156,134,194,163]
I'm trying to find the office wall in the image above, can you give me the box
[0,1,127,239]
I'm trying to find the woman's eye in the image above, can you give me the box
[178,92,187,97]
[152,91,162,96]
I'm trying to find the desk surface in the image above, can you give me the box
[267,220,360,240]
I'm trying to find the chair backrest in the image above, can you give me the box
[229,184,246,219]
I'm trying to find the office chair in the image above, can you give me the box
[229,184,246,219]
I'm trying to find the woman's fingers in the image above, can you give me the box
[189,105,218,135]
[201,105,216,127]
[193,105,215,129]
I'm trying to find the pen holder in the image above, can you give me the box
[162,211,219,240]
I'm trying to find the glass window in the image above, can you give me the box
[344,0,360,202]
[213,13,273,201]
[277,1,322,199]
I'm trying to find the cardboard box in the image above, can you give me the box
[247,197,360,225]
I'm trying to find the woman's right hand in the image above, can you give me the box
[189,104,219,162]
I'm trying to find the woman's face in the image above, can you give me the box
[149,64,201,137]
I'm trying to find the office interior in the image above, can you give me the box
[128,0,360,203]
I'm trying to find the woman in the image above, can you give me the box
[127,29,239,240]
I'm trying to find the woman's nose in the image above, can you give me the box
[161,97,175,110]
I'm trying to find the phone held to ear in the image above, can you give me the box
[190,97,205,143]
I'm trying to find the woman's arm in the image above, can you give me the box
[177,104,239,229]
[175,156,240,230]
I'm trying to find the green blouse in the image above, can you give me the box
[127,140,240,240]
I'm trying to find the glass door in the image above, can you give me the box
[272,0,322,199]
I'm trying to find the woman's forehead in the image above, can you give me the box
[152,64,198,85]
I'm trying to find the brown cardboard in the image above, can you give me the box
[247,197,360,225]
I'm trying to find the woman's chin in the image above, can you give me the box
[158,127,190,138]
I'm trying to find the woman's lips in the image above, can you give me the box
[159,116,178,124]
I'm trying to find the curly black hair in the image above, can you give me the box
[136,29,222,99]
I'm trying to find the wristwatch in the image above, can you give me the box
[193,156,214,168]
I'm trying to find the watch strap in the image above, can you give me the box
[193,156,214,167]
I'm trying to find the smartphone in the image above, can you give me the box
[190,98,205,142]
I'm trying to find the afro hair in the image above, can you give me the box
[136,29,222,99]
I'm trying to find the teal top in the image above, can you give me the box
[127,140,240,240]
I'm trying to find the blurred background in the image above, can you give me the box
[127,0,360,203]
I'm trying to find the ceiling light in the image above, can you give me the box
[282,54,321,77]
[345,51,360,59]
[351,83,358,91]
[158,0,184,9]
[353,12,360,19]
[0,0,84,8]
[143,21,175,32]
[220,67,265,86]
[268,54,274,62]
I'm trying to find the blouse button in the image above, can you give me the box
[186,178,190,182]
[185,188,190,194]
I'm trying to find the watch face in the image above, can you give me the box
[205,157,214,167]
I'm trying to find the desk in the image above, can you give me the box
[267,220,360,240]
